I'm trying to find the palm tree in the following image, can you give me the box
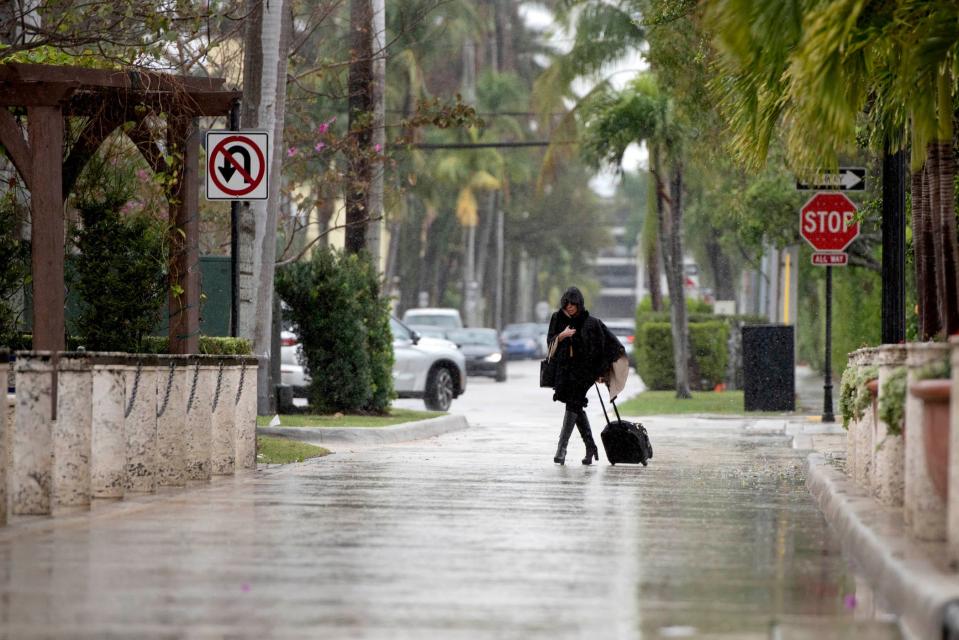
[581,74,692,398]
[705,0,959,339]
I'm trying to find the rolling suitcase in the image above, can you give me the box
[595,384,653,466]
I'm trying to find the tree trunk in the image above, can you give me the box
[366,0,386,262]
[666,160,691,398]
[345,0,373,254]
[706,234,735,301]
[936,66,959,334]
[919,160,941,338]
[644,171,663,311]
[239,0,292,413]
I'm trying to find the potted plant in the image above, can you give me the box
[878,366,907,439]
[840,364,878,429]
[908,359,951,500]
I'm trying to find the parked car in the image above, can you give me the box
[604,319,635,368]
[280,330,309,396]
[502,322,547,360]
[280,318,467,412]
[390,317,467,410]
[401,307,464,329]
[447,328,507,382]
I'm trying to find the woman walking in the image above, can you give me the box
[547,287,625,465]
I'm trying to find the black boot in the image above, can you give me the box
[554,410,577,464]
[576,411,599,465]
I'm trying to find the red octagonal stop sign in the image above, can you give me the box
[800,192,859,252]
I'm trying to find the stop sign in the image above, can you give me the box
[800,192,859,251]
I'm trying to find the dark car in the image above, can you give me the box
[502,323,547,360]
[447,328,507,382]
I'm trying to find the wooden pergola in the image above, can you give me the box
[0,62,240,354]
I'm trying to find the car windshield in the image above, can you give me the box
[447,329,498,346]
[404,314,460,328]
[411,327,446,339]
[389,318,411,341]
[607,326,634,337]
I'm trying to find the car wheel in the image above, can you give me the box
[424,365,455,411]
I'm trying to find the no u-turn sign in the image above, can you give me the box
[205,131,270,200]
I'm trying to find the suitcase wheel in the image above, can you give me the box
[641,460,648,467]
[610,462,615,466]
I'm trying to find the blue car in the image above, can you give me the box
[502,323,548,360]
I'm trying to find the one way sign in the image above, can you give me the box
[795,167,866,191]
[206,131,270,200]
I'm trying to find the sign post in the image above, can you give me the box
[800,191,860,423]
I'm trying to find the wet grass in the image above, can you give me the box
[618,390,753,415]
[256,408,443,428]
[256,435,330,464]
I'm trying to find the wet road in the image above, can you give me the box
[0,361,897,638]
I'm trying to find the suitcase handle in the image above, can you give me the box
[594,383,622,425]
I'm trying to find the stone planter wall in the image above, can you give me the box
[949,337,959,564]
[873,345,907,507]
[1,352,258,526]
[854,348,879,490]
[904,342,950,541]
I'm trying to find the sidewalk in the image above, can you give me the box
[784,411,959,640]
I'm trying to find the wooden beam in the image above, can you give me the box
[167,117,200,355]
[64,90,240,118]
[126,121,169,176]
[61,108,127,200]
[28,105,65,352]
[1,63,227,92]
[0,109,31,190]
[0,82,77,106]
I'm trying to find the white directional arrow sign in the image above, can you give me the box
[796,167,866,191]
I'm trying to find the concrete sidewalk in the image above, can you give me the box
[0,404,900,639]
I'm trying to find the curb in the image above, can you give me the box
[805,452,959,640]
[257,414,470,445]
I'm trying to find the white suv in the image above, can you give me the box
[280,318,467,412]
[390,317,466,411]
[401,307,464,330]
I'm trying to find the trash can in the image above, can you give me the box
[742,325,795,412]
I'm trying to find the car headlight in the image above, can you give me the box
[484,353,502,363]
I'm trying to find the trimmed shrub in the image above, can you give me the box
[69,158,167,353]
[636,321,729,390]
[275,248,394,414]
[0,194,29,346]
[9,334,251,355]
[138,336,252,355]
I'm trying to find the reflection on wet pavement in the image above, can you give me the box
[0,365,899,638]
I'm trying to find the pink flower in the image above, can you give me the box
[287,147,298,158]
[374,143,382,153]
[318,122,329,135]
[314,142,326,153]
[843,594,857,610]
[136,169,149,181]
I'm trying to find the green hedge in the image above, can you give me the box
[2,334,252,355]
[276,248,394,414]
[636,321,729,390]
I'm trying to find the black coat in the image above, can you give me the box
[546,308,625,407]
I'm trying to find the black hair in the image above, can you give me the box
[559,286,585,310]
